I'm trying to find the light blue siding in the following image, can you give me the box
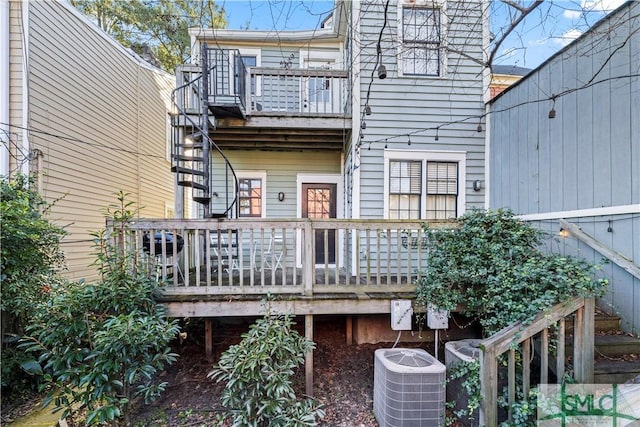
[489,2,640,334]
[355,0,487,219]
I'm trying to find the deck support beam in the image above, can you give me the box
[205,318,213,359]
[305,314,314,397]
[346,315,353,345]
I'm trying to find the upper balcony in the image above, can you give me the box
[174,47,351,150]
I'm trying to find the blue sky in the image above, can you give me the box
[217,0,627,69]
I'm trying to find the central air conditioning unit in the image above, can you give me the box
[374,348,446,427]
[444,339,483,427]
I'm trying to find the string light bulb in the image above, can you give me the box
[477,122,483,132]
[361,121,367,130]
[548,96,557,119]
[407,135,412,146]
[378,64,387,79]
[364,104,372,115]
[434,128,439,141]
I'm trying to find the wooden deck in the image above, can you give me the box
[120,218,455,317]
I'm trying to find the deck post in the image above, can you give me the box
[479,348,497,426]
[581,297,595,382]
[303,220,313,296]
[205,318,213,359]
[305,314,314,397]
[346,316,353,345]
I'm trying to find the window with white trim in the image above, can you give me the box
[384,151,465,220]
[389,160,422,219]
[400,6,442,76]
[426,161,458,219]
[237,171,267,218]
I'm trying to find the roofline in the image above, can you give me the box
[189,0,346,43]
[489,0,634,104]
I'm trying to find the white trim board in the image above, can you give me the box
[518,205,640,221]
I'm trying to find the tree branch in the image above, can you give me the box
[488,0,544,69]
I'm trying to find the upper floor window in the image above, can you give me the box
[401,7,442,76]
[235,55,257,95]
[384,150,466,220]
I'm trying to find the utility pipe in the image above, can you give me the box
[1,0,10,176]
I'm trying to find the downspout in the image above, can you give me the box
[20,0,28,176]
[1,0,10,176]
[350,0,361,276]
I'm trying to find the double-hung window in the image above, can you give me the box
[401,7,442,76]
[385,151,465,220]
[389,160,422,219]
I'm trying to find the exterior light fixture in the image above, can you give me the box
[278,192,285,202]
[558,228,569,238]
[473,180,482,191]
[378,64,387,79]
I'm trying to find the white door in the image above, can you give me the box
[303,60,339,114]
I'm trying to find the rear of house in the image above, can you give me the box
[3,0,176,281]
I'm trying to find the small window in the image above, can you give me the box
[426,161,458,219]
[235,55,257,95]
[401,7,441,76]
[389,160,422,219]
[238,178,262,217]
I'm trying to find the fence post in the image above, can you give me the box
[479,347,497,426]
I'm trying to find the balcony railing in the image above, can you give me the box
[174,61,350,117]
[248,67,350,116]
[118,219,455,297]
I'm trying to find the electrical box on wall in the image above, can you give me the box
[391,300,413,331]
[427,305,449,329]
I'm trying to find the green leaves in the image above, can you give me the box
[209,303,324,426]
[416,209,608,336]
[20,191,180,424]
[69,0,226,72]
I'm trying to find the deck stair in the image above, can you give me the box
[170,43,239,218]
[566,312,640,384]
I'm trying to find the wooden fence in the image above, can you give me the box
[479,296,595,425]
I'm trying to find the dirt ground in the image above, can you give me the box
[127,316,435,427]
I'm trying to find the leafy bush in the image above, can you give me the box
[21,191,180,425]
[209,305,324,427]
[416,209,607,335]
[1,174,66,402]
[0,174,66,328]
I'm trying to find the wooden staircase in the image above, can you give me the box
[568,311,640,384]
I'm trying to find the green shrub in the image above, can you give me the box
[209,305,324,426]
[1,174,66,402]
[416,209,607,335]
[21,191,180,425]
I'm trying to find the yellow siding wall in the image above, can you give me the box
[11,1,175,281]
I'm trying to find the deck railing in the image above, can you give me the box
[248,67,349,116]
[116,218,454,296]
[479,296,595,425]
